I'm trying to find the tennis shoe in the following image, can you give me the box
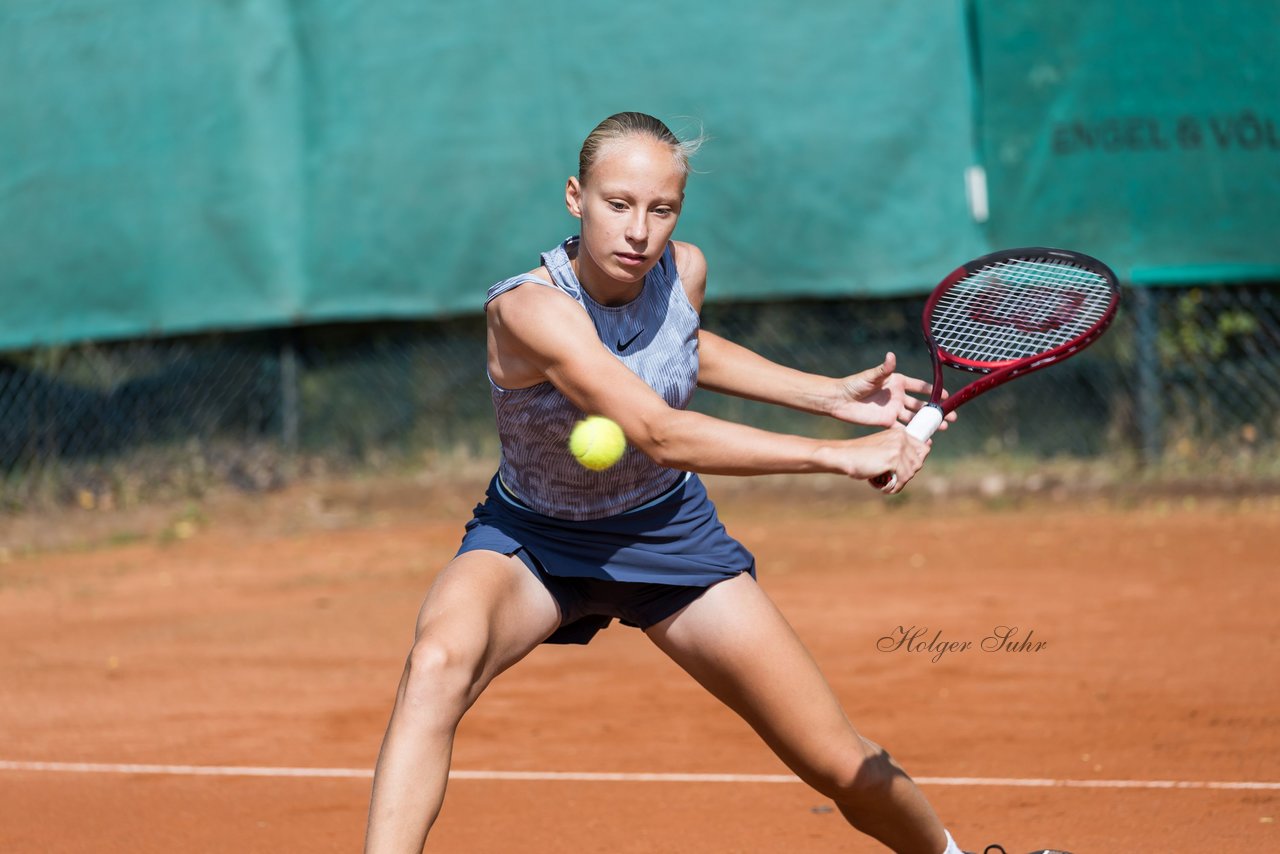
[965,846,1074,854]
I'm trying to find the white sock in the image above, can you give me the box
[941,830,964,854]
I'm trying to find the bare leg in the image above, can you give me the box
[364,551,561,853]
[645,573,947,854]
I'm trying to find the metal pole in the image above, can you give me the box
[1133,286,1162,466]
[280,333,299,455]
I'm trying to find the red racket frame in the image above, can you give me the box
[920,247,1121,415]
[872,247,1121,492]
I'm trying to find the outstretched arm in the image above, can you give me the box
[677,241,946,430]
[698,332,949,430]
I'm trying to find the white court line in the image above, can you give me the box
[0,761,1277,790]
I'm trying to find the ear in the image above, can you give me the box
[565,176,584,220]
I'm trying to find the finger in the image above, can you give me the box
[863,352,895,388]
[900,378,933,395]
[887,470,911,494]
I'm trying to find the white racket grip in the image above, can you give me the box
[905,403,945,441]
[876,404,944,491]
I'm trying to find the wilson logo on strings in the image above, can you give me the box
[968,285,1086,334]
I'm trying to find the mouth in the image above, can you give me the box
[615,252,647,267]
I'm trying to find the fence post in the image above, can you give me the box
[1133,286,1162,466]
[280,332,299,455]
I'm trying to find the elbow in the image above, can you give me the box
[646,442,684,471]
[632,410,687,470]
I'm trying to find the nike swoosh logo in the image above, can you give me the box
[616,329,644,352]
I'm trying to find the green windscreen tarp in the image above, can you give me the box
[970,0,1280,283]
[0,1,981,350]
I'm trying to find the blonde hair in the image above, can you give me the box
[577,112,705,184]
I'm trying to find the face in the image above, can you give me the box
[565,136,685,298]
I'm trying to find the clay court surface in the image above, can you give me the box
[1,474,1277,853]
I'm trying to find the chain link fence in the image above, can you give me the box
[2,284,1277,512]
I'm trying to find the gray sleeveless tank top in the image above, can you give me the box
[484,236,699,520]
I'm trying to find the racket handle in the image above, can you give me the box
[870,404,945,491]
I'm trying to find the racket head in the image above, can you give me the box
[922,247,1120,411]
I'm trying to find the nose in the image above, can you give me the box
[624,210,647,244]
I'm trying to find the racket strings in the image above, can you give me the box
[929,259,1113,365]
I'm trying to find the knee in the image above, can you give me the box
[399,634,483,714]
[807,740,901,802]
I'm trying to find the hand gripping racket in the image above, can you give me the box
[873,247,1121,491]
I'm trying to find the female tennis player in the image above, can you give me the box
[364,112,980,854]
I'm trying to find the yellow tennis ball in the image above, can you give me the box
[569,416,626,471]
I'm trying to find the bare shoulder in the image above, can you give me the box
[671,240,707,311]
[487,266,557,324]
[672,241,707,280]
[487,270,593,356]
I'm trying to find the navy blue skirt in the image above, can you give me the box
[456,472,756,643]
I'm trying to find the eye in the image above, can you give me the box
[607,200,628,211]
[653,207,675,218]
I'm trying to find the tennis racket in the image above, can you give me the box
[873,247,1121,491]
